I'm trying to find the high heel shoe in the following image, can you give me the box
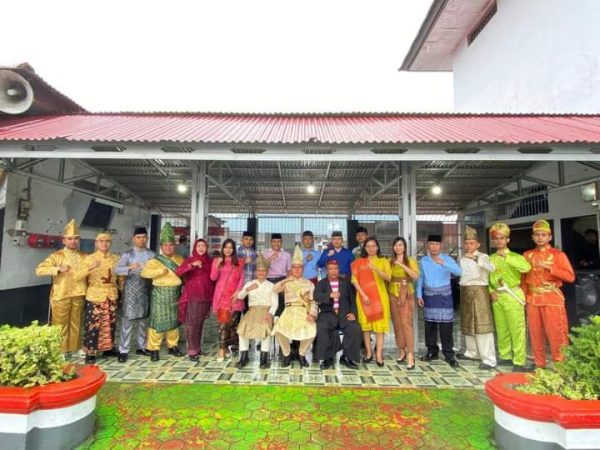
[406,362,416,370]
[376,359,385,367]
[362,356,373,364]
[396,353,407,364]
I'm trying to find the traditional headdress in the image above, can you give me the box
[489,222,510,238]
[463,226,478,241]
[532,220,552,233]
[160,222,176,244]
[427,234,442,243]
[256,253,270,271]
[62,219,80,237]
[95,231,112,241]
[292,245,304,266]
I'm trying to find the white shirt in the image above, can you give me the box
[237,279,279,315]
[459,251,495,286]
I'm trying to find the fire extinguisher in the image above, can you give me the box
[27,234,47,248]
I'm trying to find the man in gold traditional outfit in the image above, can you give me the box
[82,232,120,364]
[35,219,88,355]
[272,246,317,368]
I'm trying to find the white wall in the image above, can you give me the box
[0,161,151,291]
[452,0,600,113]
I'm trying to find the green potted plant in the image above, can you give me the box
[485,315,600,449]
[0,321,106,450]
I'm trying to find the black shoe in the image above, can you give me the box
[319,360,332,370]
[189,354,199,362]
[236,351,249,369]
[84,355,96,364]
[102,348,119,358]
[497,358,513,366]
[298,355,310,368]
[259,351,270,369]
[362,356,373,364]
[396,352,407,364]
[455,353,476,361]
[513,364,535,373]
[150,350,160,362]
[280,354,292,368]
[376,359,385,367]
[478,362,495,370]
[420,353,439,362]
[117,353,128,363]
[168,347,184,357]
[406,362,416,370]
[445,358,460,368]
[339,356,359,370]
[136,349,151,356]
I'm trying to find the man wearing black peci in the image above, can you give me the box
[314,259,362,370]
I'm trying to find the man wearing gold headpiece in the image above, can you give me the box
[35,219,88,354]
[141,222,185,361]
[458,226,496,370]
[523,220,575,368]
[81,232,120,364]
[236,253,279,369]
[489,222,532,371]
[272,245,318,368]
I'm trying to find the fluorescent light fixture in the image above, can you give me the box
[94,197,124,209]
[177,184,188,193]
[307,184,316,194]
[431,185,442,195]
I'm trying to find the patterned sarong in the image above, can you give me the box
[459,285,494,335]
[149,285,181,333]
[122,272,151,319]
[423,284,454,323]
[83,299,117,354]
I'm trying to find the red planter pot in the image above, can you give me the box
[485,372,600,449]
[0,365,107,450]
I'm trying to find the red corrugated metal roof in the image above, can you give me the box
[0,113,599,145]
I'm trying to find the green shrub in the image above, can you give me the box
[0,321,75,388]
[518,315,600,400]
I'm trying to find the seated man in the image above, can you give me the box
[314,260,362,369]
[272,246,317,368]
[236,254,278,369]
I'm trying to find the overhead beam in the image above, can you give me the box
[317,162,331,209]
[16,158,47,170]
[205,174,248,210]
[521,175,560,188]
[277,162,288,212]
[576,161,600,171]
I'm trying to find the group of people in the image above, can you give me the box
[36,218,575,372]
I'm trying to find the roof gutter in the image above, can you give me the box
[399,0,449,71]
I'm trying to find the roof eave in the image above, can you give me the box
[399,0,450,71]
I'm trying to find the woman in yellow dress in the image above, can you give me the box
[388,237,419,370]
[351,237,392,367]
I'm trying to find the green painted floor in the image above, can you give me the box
[78,383,498,449]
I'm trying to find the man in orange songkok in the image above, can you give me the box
[523,220,575,368]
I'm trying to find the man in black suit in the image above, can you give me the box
[314,260,362,369]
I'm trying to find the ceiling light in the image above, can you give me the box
[431,185,442,195]
[177,184,188,193]
[307,184,316,194]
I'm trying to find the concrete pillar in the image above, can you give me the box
[190,161,208,241]
[400,162,420,350]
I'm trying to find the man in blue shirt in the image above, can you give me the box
[416,234,462,367]
[237,231,257,285]
[301,231,321,284]
[317,231,354,280]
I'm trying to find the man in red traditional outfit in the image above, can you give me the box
[523,220,575,368]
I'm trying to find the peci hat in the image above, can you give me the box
[271,233,282,240]
[355,226,368,235]
[427,234,442,243]
[302,230,314,238]
[242,231,254,238]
